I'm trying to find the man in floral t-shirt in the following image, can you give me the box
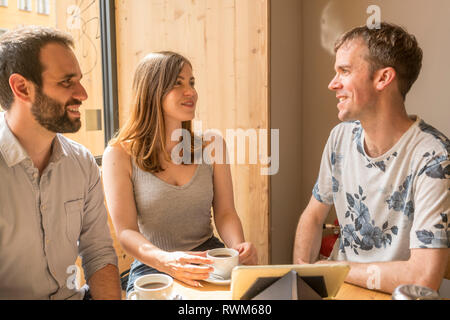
[293,22,449,294]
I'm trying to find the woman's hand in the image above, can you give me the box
[155,251,214,287]
[233,242,258,265]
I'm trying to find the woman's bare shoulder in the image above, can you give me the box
[103,142,132,169]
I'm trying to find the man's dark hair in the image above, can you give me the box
[335,22,423,100]
[0,25,74,110]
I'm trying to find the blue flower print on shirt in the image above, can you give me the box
[332,176,339,193]
[419,120,450,155]
[351,123,365,156]
[313,182,322,203]
[313,180,334,204]
[416,213,449,248]
[418,151,450,180]
[386,174,415,219]
[351,122,397,173]
[417,121,450,181]
[340,186,398,255]
[330,151,344,176]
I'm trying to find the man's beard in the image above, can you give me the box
[31,88,82,134]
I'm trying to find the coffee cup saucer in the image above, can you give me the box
[204,274,231,285]
[127,292,183,300]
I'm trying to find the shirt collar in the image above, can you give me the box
[0,112,68,167]
[50,134,69,163]
[0,112,29,167]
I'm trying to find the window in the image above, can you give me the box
[17,0,31,11]
[0,0,8,8]
[0,1,119,163]
[36,0,49,15]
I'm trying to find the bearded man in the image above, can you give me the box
[0,26,120,299]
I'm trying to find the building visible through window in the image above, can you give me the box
[0,1,109,159]
[18,0,31,11]
[37,0,49,15]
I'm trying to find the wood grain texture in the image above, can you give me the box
[171,280,392,300]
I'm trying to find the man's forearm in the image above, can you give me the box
[87,264,122,300]
[316,248,448,294]
[293,213,324,264]
[343,260,412,293]
[345,260,439,293]
[293,197,331,264]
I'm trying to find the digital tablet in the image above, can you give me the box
[231,264,350,300]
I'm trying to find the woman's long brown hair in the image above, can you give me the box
[109,51,194,173]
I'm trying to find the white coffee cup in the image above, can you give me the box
[128,274,174,300]
[206,248,239,280]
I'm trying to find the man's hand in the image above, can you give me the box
[314,248,449,294]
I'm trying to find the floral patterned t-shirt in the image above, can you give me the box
[313,115,449,263]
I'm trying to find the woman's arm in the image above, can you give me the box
[210,138,258,265]
[102,145,213,286]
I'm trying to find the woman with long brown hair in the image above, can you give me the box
[102,52,257,295]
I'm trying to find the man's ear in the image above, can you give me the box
[9,73,35,103]
[374,67,396,91]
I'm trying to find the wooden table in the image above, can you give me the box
[173,280,391,300]
[334,283,391,300]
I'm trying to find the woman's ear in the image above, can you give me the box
[8,73,34,104]
[374,67,396,91]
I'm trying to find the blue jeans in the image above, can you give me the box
[125,236,225,294]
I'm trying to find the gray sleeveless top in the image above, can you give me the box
[131,159,214,252]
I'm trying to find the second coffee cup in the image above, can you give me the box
[206,248,239,280]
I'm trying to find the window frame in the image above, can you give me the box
[98,0,119,166]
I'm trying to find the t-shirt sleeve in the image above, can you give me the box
[312,130,335,206]
[410,157,450,249]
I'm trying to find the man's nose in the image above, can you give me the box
[328,74,341,91]
[74,82,88,101]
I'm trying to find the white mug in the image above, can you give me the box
[128,274,174,300]
[206,248,239,280]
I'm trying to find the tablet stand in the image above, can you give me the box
[241,270,327,300]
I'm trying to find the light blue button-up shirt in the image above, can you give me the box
[0,112,118,299]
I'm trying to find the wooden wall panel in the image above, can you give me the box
[115,0,270,264]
